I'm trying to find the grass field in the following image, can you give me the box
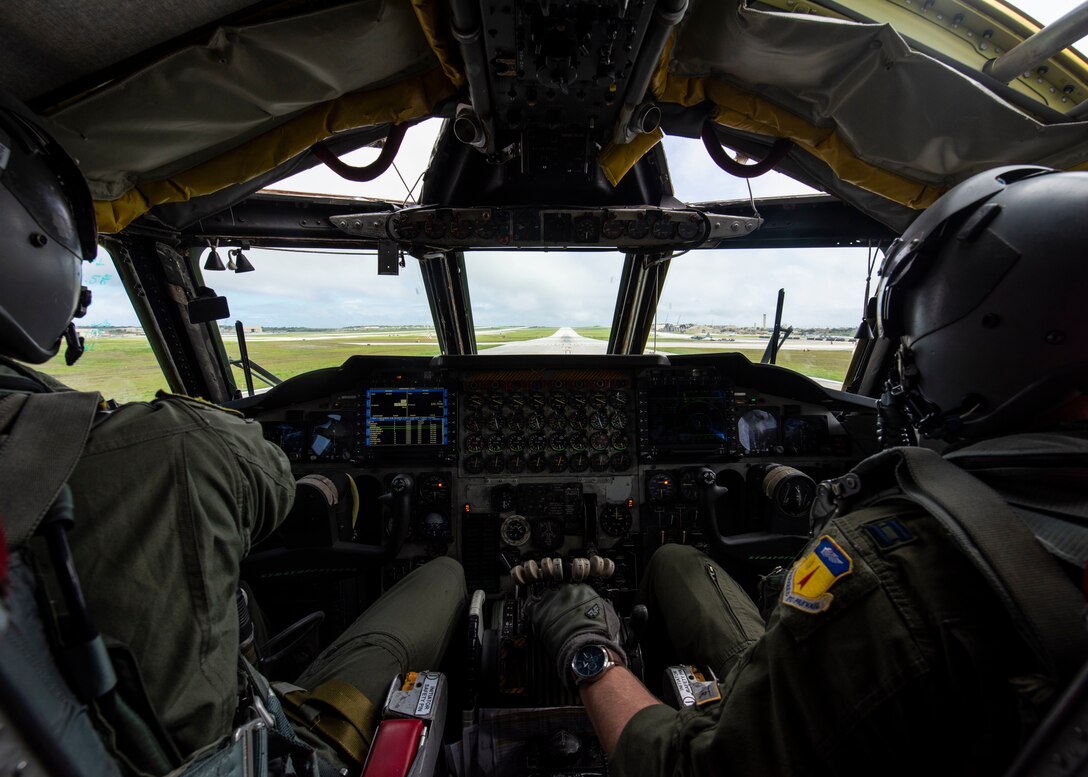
[34,331,851,402]
[658,347,851,382]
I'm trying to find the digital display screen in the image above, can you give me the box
[308,412,354,460]
[365,388,448,446]
[645,385,735,450]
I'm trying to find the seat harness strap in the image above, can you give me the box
[816,444,1088,684]
[0,391,102,546]
[274,679,378,767]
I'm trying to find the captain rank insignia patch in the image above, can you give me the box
[781,535,853,614]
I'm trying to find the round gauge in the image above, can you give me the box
[506,433,524,452]
[599,504,633,537]
[475,221,497,239]
[626,219,649,240]
[602,218,625,240]
[508,392,526,410]
[611,451,632,471]
[574,217,598,243]
[610,390,629,409]
[424,219,447,239]
[463,453,484,474]
[569,390,588,408]
[549,433,568,451]
[526,413,545,432]
[506,414,524,433]
[609,412,628,431]
[486,454,506,474]
[526,451,548,473]
[486,434,504,453]
[646,471,675,503]
[589,411,609,430]
[450,220,473,240]
[550,452,569,473]
[550,393,568,411]
[590,451,611,471]
[507,453,526,473]
[419,473,449,504]
[738,409,779,454]
[466,393,485,412]
[463,414,481,433]
[526,433,546,451]
[532,517,565,550]
[545,412,566,432]
[464,434,484,453]
[485,414,503,432]
[567,410,587,429]
[568,433,588,451]
[679,469,699,501]
[488,393,506,412]
[569,451,590,473]
[610,432,628,451]
[676,214,704,241]
[589,391,609,409]
[500,514,531,547]
[420,511,449,540]
[529,391,547,411]
[590,431,610,451]
[651,219,676,240]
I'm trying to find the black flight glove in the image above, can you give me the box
[525,583,628,687]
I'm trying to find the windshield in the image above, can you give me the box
[252,124,869,383]
[224,0,1079,384]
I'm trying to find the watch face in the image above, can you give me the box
[572,645,608,681]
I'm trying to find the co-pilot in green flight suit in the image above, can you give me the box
[0,358,467,770]
[616,431,1088,777]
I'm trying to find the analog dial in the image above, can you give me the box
[599,504,633,537]
[646,471,676,502]
[527,452,548,473]
[500,514,531,546]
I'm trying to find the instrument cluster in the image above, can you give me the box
[246,355,877,598]
[458,370,635,476]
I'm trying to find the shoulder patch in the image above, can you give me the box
[781,535,853,614]
[155,390,244,417]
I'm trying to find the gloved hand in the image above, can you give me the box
[524,583,628,687]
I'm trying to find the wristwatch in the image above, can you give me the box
[570,644,620,686]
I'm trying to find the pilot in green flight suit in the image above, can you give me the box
[528,166,1088,775]
[0,91,466,772]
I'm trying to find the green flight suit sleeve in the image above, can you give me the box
[162,393,296,550]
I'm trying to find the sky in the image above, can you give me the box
[82,0,1086,331]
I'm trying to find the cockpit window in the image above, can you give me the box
[467,252,620,354]
[211,248,438,389]
[651,246,872,388]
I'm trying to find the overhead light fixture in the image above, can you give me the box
[232,248,255,273]
[203,242,225,271]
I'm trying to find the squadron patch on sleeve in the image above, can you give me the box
[781,535,853,614]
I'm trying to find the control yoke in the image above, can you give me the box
[697,468,809,564]
[243,474,415,574]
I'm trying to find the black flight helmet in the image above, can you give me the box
[875,164,1088,441]
[0,90,97,364]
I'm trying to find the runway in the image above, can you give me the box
[480,328,845,389]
